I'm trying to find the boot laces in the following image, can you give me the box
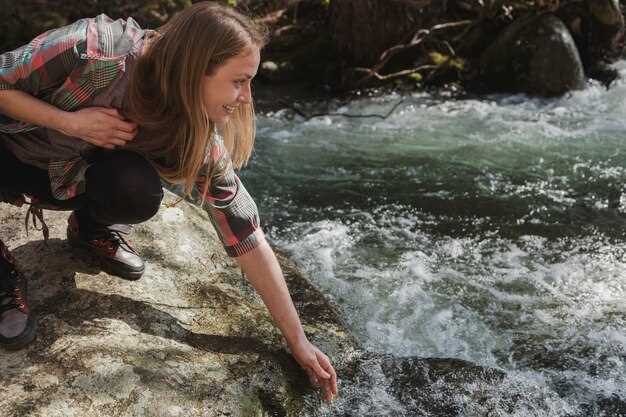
[25,205,49,242]
[88,226,137,257]
[0,254,27,315]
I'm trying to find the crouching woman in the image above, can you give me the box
[0,1,337,401]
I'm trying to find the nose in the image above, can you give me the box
[237,82,252,104]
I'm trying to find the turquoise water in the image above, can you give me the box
[244,65,626,416]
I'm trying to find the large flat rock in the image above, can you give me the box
[0,190,353,417]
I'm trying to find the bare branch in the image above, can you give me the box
[430,20,474,32]
[354,65,437,81]
[279,99,406,121]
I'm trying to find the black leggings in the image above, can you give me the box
[0,145,163,226]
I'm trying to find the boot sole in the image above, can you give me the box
[1,315,37,351]
[68,238,145,281]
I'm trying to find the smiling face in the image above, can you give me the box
[201,45,260,126]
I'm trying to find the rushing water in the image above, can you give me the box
[243,65,626,416]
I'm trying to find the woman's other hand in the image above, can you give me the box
[60,107,138,149]
[290,339,338,402]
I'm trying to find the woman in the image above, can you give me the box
[0,2,337,402]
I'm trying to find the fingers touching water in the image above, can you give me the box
[292,340,339,402]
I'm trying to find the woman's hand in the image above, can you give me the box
[234,243,338,402]
[60,107,138,149]
[289,339,338,402]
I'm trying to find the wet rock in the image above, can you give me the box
[595,394,626,416]
[335,352,505,417]
[381,354,505,416]
[479,13,585,96]
[578,394,626,417]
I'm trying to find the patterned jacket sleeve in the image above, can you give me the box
[196,134,265,257]
[0,18,87,95]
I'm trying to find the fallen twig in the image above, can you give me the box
[354,65,437,81]
[280,99,405,120]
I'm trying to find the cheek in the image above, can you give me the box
[206,90,225,110]
[201,80,238,113]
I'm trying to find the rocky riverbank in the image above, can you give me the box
[0,189,522,417]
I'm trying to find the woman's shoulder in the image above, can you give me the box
[81,14,145,60]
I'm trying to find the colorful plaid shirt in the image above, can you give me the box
[0,14,264,257]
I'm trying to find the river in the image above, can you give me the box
[244,65,626,416]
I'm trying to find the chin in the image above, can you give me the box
[214,116,231,128]
[209,113,230,126]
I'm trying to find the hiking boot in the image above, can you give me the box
[67,212,145,280]
[0,240,36,350]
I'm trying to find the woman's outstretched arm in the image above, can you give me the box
[235,240,338,402]
[200,136,337,401]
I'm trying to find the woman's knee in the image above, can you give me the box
[86,151,163,223]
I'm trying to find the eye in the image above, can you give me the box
[234,79,246,87]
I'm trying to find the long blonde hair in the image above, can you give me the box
[126,2,268,197]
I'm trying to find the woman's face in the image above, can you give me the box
[202,45,260,126]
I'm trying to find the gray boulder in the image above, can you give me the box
[480,13,586,96]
